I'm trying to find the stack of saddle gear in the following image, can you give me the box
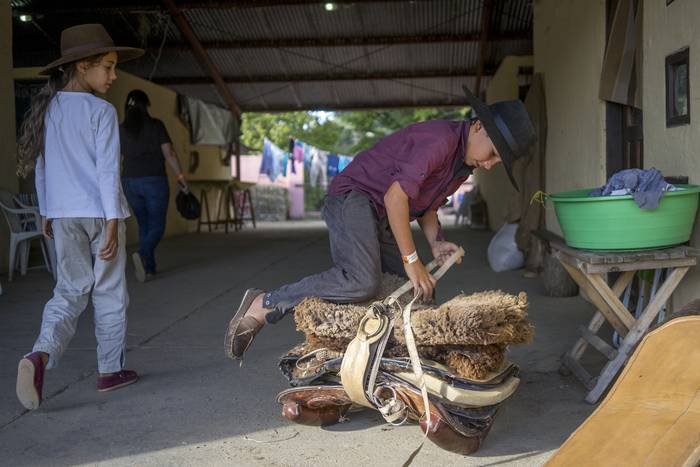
[276,249,534,458]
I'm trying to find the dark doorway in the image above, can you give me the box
[605,0,643,178]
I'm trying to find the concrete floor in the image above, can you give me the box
[0,217,607,466]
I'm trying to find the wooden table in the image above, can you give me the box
[188,180,256,233]
[551,240,699,403]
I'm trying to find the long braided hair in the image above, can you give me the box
[16,54,105,177]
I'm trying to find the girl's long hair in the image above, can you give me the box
[122,89,151,138]
[17,66,75,177]
[16,54,105,177]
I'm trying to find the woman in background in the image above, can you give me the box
[120,89,188,282]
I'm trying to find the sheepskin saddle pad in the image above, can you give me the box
[293,288,533,380]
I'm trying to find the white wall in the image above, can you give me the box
[534,0,608,235]
[643,0,700,309]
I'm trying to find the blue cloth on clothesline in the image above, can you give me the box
[260,137,288,182]
[327,154,340,178]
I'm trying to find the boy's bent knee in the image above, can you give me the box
[347,275,380,302]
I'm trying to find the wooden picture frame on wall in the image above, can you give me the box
[666,47,690,127]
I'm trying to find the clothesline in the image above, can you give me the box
[260,137,353,189]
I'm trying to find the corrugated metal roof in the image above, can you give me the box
[184,0,488,41]
[11,0,532,111]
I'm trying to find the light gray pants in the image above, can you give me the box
[263,191,405,322]
[32,218,129,374]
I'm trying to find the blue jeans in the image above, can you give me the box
[122,176,169,274]
[263,191,406,323]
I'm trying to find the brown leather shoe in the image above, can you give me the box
[225,288,265,360]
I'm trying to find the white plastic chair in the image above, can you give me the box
[14,193,57,280]
[0,189,55,281]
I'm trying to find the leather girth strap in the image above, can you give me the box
[339,302,392,408]
[340,248,465,419]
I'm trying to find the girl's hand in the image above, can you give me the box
[42,217,53,239]
[99,219,119,261]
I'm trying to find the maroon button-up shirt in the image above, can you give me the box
[329,120,473,219]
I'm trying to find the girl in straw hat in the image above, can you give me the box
[15,24,143,410]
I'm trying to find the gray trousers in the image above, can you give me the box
[32,218,129,374]
[264,191,405,322]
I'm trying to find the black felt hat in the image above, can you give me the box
[176,190,201,220]
[462,85,536,191]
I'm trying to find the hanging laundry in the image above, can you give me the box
[327,154,340,178]
[288,138,297,174]
[295,139,351,189]
[294,140,305,163]
[261,137,288,182]
[303,143,314,172]
[260,138,274,180]
[309,147,329,189]
[588,168,678,209]
[290,141,305,175]
[338,155,353,173]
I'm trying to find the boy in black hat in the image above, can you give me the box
[226,86,537,361]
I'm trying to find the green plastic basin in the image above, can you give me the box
[549,184,700,250]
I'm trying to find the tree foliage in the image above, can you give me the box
[240,107,471,155]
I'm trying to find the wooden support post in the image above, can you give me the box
[165,0,243,155]
[560,262,633,335]
[564,270,634,366]
[234,140,241,182]
[164,0,241,119]
[578,325,618,360]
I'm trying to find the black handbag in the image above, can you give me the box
[176,190,201,220]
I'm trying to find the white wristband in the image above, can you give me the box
[402,251,419,265]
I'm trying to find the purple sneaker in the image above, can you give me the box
[97,370,139,392]
[16,352,46,410]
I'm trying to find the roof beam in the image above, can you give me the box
[15,0,417,15]
[162,32,530,51]
[153,68,496,85]
[163,0,241,118]
[178,0,416,7]
[241,100,474,112]
[474,0,494,96]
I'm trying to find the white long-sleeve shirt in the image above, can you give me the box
[35,91,130,220]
